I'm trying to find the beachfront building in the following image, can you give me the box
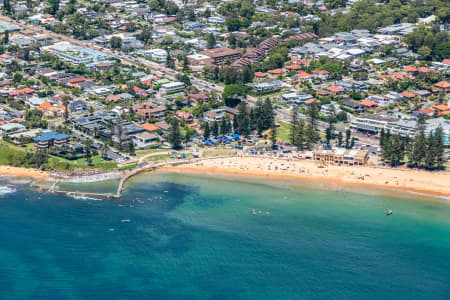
[33,131,70,149]
[313,148,369,165]
[132,132,161,149]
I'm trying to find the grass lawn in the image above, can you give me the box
[263,121,292,143]
[145,153,193,163]
[0,140,117,170]
[135,148,168,157]
[202,149,238,157]
[118,163,137,171]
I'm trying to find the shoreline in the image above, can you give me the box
[159,157,450,199]
[0,166,49,180]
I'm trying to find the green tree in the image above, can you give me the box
[168,118,182,149]
[202,122,210,139]
[110,36,122,49]
[207,33,216,49]
[211,120,219,137]
[3,30,8,44]
[345,129,351,149]
[48,0,60,15]
[433,126,445,170]
[182,55,190,72]
[270,121,277,149]
[289,109,299,146]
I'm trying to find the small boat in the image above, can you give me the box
[121,219,131,223]
[109,228,115,231]
[386,210,393,216]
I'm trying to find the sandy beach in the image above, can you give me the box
[0,166,49,180]
[161,156,450,198]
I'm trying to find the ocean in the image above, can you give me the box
[0,172,449,299]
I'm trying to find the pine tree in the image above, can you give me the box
[411,117,426,168]
[297,118,305,150]
[424,132,436,169]
[212,121,219,137]
[4,30,9,44]
[289,109,299,146]
[270,121,277,149]
[182,55,190,72]
[203,122,210,139]
[337,131,343,147]
[168,118,182,149]
[207,33,216,49]
[380,128,385,149]
[345,129,351,149]
[220,117,227,136]
[236,102,249,136]
[433,126,445,170]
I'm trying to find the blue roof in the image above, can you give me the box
[34,131,69,142]
[232,133,240,138]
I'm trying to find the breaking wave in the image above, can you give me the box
[0,186,17,196]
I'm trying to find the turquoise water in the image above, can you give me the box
[0,172,449,299]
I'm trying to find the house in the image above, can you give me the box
[176,111,194,124]
[268,69,283,77]
[132,132,161,148]
[190,93,209,103]
[155,121,171,132]
[433,81,450,92]
[399,91,417,99]
[33,131,70,149]
[37,102,64,117]
[327,85,345,94]
[296,71,314,83]
[253,80,282,93]
[0,123,26,135]
[360,99,378,109]
[342,100,365,113]
[68,100,88,113]
[204,109,227,122]
[138,123,160,133]
[312,70,330,80]
[160,82,185,94]
[143,48,167,62]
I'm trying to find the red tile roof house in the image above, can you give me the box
[312,70,330,80]
[360,99,378,109]
[297,71,314,83]
[403,66,418,75]
[433,81,450,92]
[400,91,417,99]
[267,68,284,77]
[327,85,344,94]
[138,123,160,133]
[417,108,434,116]
[189,93,209,103]
[304,98,319,106]
[176,110,194,124]
[9,88,35,97]
[285,64,302,71]
[254,72,268,81]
